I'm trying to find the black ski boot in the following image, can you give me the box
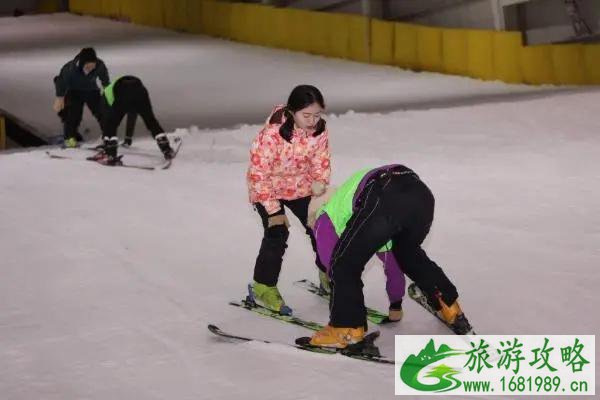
[121,135,133,147]
[103,136,121,165]
[155,133,174,160]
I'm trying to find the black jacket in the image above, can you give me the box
[53,56,110,97]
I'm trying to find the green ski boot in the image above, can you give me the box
[248,281,292,315]
[64,137,78,148]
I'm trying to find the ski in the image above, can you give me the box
[293,279,395,325]
[83,136,183,170]
[229,299,324,331]
[45,151,77,160]
[84,143,135,151]
[407,282,476,335]
[85,153,158,170]
[208,324,394,365]
[84,144,105,151]
[46,136,182,170]
[295,330,394,364]
[46,151,155,171]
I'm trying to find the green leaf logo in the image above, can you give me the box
[400,339,464,392]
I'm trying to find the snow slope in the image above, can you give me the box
[1,11,598,400]
[0,13,565,142]
[1,88,599,399]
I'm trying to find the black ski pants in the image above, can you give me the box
[59,89,103,140]
[103,81,163,140]
[253,196,325,286]
[329,167,458,328]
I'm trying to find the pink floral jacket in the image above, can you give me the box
[247,106,331,215]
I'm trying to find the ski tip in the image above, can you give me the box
[279,305,293,316]
[207,324,220,333]
[295,336,312,346]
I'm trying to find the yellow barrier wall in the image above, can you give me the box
[271,8,292,50]
[243,4,264,46]
[254,5,277,48]
[236,4,259,45]
[370,19,394,65]
[120,0,164,28]
[100,0,120,18]
[417,26,443,72]
[200,0,217,36]
[69,0,600,86]
[215,2,233,39]
[394,23,419,70]
[186,0,204,34]
[328,13,350,60]
[163,0,188,31]
[552,45,585,85]
[228,3,245,42]
[583,45,600,84]
[521,45,555,85]
[347,15,370,63]
[307,12,331,56]
[68,0,83,13]
[493,31,523,83]
[442,28,468,75]
[119,1,138,23]
[69,0,94,15]
[38,0,62,13]
[281,8,306,52]
[233,3,253,43]
[467,29,494,80]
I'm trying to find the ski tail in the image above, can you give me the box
[293,279,393,325]
[208,324,394,365]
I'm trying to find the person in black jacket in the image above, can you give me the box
[98,75,174,164]
[53,47,109,148]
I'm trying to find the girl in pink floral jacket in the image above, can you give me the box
[246,85,331,315]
